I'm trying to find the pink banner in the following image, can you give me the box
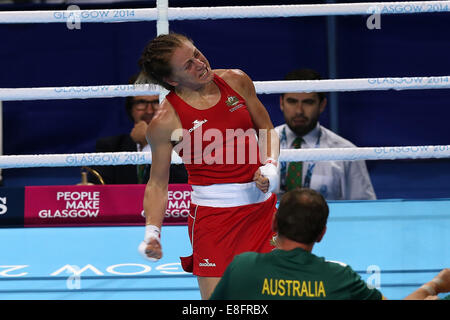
[24,184,191,227]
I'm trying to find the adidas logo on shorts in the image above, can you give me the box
[199,259,216,267]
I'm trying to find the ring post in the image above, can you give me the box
[157,0,170,103]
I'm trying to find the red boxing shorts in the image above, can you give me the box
[180,184,277,277]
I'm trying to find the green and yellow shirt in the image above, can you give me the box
[210,248,383,300]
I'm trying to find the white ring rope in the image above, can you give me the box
[0,84,160,102]
[1,76,449,101]
[0,1,449,24]
[1,146,450,169]
[1,2,448,170]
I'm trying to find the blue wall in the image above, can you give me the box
[1,1,450,198]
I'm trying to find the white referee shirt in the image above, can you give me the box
[274,122,376,200]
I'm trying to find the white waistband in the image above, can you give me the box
[191,182,272,208]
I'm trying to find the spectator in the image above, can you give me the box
[210,188,450,300]
[275,69,376,200]
[88,75,188,185]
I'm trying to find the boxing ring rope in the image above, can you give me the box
[1,0,448,103]
[0,1,449,23]
[0,76,449,101]
[0,0,448,167]
[1,145,450,169]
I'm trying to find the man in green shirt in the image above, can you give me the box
[210,188,449,300]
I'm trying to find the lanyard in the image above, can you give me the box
[281,126,321,188]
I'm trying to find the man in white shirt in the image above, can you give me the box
[274,69,376,200]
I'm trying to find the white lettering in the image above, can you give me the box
[183,304,216,317]
[156,263,187,275]
[0,197,7,215]
[51,264,104,276]
[165,209,189,218]
[167,191,191,201]
[38,209,99,218]
[366,265,381,289]
[66,201,99,209]
[106,263,151,275]
[56,191,100,201]
[66,5,81,30]
[66,265,81,290]
[0,265,29,277]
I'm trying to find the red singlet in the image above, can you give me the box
[166,73,261,185]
